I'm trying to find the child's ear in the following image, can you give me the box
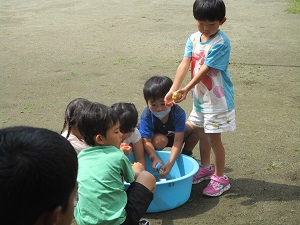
[35,206,62,225]
[95,134,105,145]
[220,16,226,25]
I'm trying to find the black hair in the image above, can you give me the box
[193,0,226,22]
[77,102,119,146]
[60,98,91,138]
[143,76,173,103]
[0,126,78,225]
[111,102,138,134]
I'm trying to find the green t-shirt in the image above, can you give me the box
[74,145,135,225]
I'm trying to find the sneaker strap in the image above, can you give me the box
[211,174,229,185]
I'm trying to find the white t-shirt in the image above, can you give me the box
[61,131,90,154]
[123,128,141,144]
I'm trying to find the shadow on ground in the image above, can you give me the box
[145,175,300,224]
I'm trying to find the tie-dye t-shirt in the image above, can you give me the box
[184,30,234,113]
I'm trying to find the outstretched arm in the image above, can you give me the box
[142,138,162,171]
[159,132,184,176]
[165,57,191,106]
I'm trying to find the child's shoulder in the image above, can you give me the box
[171,104,185,115]
[213,30,230,45]
[140,107,152,118]
[189,31,201,40]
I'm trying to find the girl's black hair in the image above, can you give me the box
[77,102,119,146]
[111,102,138,133]
[193,0,226,22]
[60,98,91,138]
[143,76,173,103]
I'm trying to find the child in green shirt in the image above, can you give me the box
[74,102,156,225]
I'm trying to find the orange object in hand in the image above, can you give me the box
[120,143,130,148]
[172,92,182,101]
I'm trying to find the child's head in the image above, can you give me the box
[143,76,173,119]
[0,126,78,225]
[61,98,91,138]
[193,0,226,22]
[143,76,173,103]
[111,102,138,140]
[77,102,121,147]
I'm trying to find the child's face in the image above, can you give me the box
[101,121,122,148]
[56,183,78,225]
[147,98,168,112]
[196,18,225,40]
[121,128,135,141]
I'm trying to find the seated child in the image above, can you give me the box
[74,102,156,225]
[139,76,199,176]
[61,98,92,154]
[0,126,78,225]
[112,102,146,168]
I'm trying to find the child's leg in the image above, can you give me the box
[202,135,230,197]
[123,174,155,225]
[135,171,156,193]
[198,127,211,167]
[192,127,214,185]
[152,133,168,150]
[207,133,225,176]
[181,121,199,155]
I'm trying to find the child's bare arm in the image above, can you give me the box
[132,139,146,169]
[142,138,162,171]
[159,132,184,176]
[165,57,191,106]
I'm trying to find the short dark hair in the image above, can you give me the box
[60,98,91,138]
[111,102,138,133]
[0,126,78,225]
[77,102,119,146]
[143,76,173,103]
[193,0,226,22]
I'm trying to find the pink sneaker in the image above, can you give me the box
[203,174,231,197]
[192,165,214,184]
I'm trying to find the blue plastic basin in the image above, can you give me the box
[124,151,199,213]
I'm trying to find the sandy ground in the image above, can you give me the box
[1,0,300,224]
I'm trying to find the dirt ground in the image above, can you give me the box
[1,0,299,224]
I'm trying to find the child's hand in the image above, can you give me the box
[151,157,163,172]
[120,143,132,156]
[132,162,145,178]
[164,91,175,107]
[172,89,186,103]
[158,162,172,177]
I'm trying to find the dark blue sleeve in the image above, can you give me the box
[172,105,186,132]
[139,108,155,138]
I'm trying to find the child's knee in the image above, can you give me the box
[136,171,156,192]
[152,133,168,150]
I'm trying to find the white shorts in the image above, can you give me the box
[188,109,236,133]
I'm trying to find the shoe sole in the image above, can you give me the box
[202,184,231,197]
[192,175,212,185]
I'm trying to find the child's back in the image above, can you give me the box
[74,102,156,225]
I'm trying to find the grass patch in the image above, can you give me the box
[286,0,300,14]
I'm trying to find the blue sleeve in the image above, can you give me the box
[205,43,230,71]
[139,108,154,139]
[184,35,193,57]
